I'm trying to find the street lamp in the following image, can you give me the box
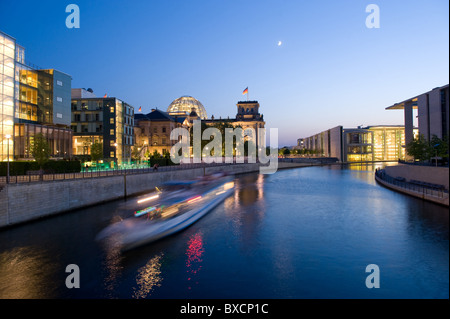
[5,134,11,184]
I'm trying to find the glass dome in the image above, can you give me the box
[167,96,207,119]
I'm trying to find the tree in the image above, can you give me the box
[131,145,142,163]
[90,142,103,167]
[405,134,432,161]
[430,135,449,164]
[151,149,161,158]
[31,133,51,179]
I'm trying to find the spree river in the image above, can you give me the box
[0,164,448,299]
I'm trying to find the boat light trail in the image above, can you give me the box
[137,194,160,204]
[187,196,202,204]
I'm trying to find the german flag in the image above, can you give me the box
[138,106,142,112]
[242,87,248,95]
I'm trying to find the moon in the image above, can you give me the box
[277,41,282,46]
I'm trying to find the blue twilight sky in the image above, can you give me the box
[1,0,448,146]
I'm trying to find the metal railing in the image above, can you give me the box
[375,169,449,199]
[0,160,259,185]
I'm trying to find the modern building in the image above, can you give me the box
[386,84,449,144]
[302,125,413,162]
[1,30,72,161]
[134,96,266,158]
[71,89,135,166]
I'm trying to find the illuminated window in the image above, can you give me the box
[110,118,114,124]
[110,106,114,113]
[110,129,114,135]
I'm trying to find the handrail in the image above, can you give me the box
[375,169,448,199]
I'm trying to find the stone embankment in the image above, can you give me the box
[0,161,315,228]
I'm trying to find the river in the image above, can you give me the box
[0,164,448,299]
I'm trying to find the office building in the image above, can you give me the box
[71,89,135,165]
[1,30,72,161]
[386,84,449,144]
[302,125,412,162]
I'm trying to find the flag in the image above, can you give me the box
[242,87,248,95]
[138,106,142,112]
[103,93,107,98]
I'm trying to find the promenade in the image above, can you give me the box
[375,167,449,207]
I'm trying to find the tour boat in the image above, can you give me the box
[97,173,235,252]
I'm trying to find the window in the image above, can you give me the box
[57,97,63,102]
[56,80,63,86]
[110,129,114,135]
[162,127,166,133]
[110,151,115,158]
[110,106,114,113]
[110,118,114,124]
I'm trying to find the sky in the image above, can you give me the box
[1,0,448,146]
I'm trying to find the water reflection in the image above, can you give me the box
[186,232,204,290]
[101,238,123,298]
[224,174,266,251]
[0,246,58,299]
[132,253,163,299]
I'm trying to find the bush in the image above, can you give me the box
[148,157,179,167]
[0,160,81,176]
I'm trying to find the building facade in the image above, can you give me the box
[71,89,135,166]
[386,84,449,144]
[134,108,186,157]
[1,30,72,161]
[302,125,411,162]
[134,97,266,159]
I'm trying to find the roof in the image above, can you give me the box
[134,109,175,121]
[386,84,449,110]
[237,100,259,104]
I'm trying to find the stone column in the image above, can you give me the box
[404,100,414,145]
[404,100,414,160]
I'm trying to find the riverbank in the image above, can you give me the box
[375,165,449,207]
[0,161,316,228]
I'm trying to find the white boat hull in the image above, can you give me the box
[98,179,234,252]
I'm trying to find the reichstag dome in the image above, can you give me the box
[167,96,207,119]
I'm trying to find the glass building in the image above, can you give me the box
[302,125,414,162]
[167,96,207,119]
[0,31,15,162]
[1,30,73,161]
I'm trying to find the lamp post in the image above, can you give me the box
[5,134,11,184]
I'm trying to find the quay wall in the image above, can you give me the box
[0,162,311,228]
[384,164,449,190]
